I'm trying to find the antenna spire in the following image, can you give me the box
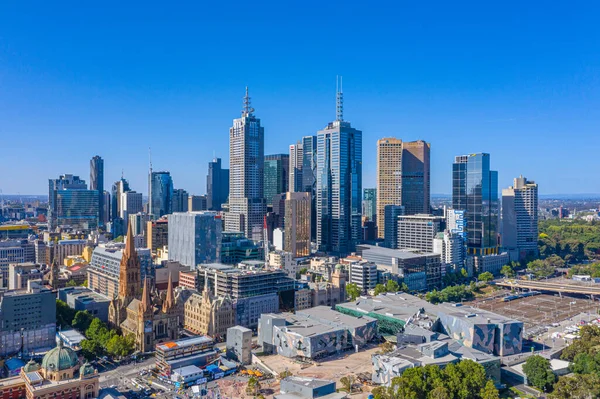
[336,76,344,122]
[242,86,254,117]
[149,147,153,174]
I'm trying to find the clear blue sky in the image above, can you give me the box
[1,1,599,196]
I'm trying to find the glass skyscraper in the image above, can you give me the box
[206,157,229,211]
[149,171,174,218]
[302,135,317,240]
[168,211,222,268]
[111,177,130,224]
[316,83,362,255]
[363,188,377,223]
[452,153,499,256]
[90,156,104,227]
[264,154,289,205]
[223,88,266,241]
[48,174,99,231]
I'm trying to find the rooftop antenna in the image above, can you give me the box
[149,147,153,175]
[242,86,254,117]
[121,169,124,179]
[336,76,344,122]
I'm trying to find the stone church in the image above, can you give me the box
[108,225,181,352]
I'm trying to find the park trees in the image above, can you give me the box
[345,283,361,301]
[522,355,555,392]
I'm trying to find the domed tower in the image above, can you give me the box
[40,341,79,381]
[22,359,40,373]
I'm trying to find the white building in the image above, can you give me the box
[397,214,444,253]
[433,231,464,273]
[349,261,378,294]
[269,251,297,278]
[502,176,538,262]
[273,228,284,251]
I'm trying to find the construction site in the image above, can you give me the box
[472,293,600,334]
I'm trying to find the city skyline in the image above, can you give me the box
[1,3,599,196]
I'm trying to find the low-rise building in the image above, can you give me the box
[155,336,217,377]
[8,262,44,290]
[226,326,252,365]
[258,306,377,359]
[57,286,111,322]
[183,287,235,340]
[179,270,198,290]
[276,377,346,399]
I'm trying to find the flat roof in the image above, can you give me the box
[359,244,438,259]
[58,329,86,342]
[157,335,213,351]
[282,376,334,389]
[297,306,377,329]
[172,365,203,376]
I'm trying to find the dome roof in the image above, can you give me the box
[80,361,96,378]
[22,359,40,373]
[41,341,78,372]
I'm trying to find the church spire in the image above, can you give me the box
[49,254,59,290]
[162,272,174,312]
[141,277,151,314]
[118,223,141,300]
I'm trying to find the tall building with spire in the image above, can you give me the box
[108,224,181,352]
[224,88,266,241]
[316,77,362,255]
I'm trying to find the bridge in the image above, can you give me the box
[496,279,600,297]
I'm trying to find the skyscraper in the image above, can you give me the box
[316,78,362,255]
[206,158,229,211]
[48,174,99,231]
[224,88,266,241]
[302,135,318,241]
[111,177,130,223]
[90,156,104,227]
[172,188,189,213]
[168,211,222,268]
[264,154,289,205]
[452,153,499,256]
[362,188,377,223]
[120,190,143,231]
[502,175,538,262]
[289,142,303,192]
[284,192,311,258]
[384,205,404,248]
[149,171,173,218]
[376,138,430,239]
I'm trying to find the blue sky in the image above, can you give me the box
[1,1,599,195]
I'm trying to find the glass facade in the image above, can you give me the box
[55,190,99,231]
[316,121,362,255]
[264,154,289,205]
[150,171,174,218]
[302,135,317,241]
[90,156,104,227]
[167,212,222,268]
[363,188,377,223]
[452,153,498,255]
[206,158,229,211]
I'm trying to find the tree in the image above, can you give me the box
[374,284,387,296]
[522,355,555,391]
[428,386,450,399]
[66,279,78,287]
[56,300,76,328]
[479,380,500,399]
[478,272,494,283]
[113,235,124,243]
[278,370,292,379]
[72,311,94,333]
[527,259,554,279]
[501,264,515,279]
[378,341,396,354]
[549,374,600,399]
[106,334,134,358]
[80,339,103,360]
[460,268,468,280]
[400,282,409,292]
[299,268,308,275]
[386,279,400,293]
[339,375,355,393]
[246,376,261,396]
[545,254,565,269]
[345,283,361,301]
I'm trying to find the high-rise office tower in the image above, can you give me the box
[316,78,362,255]
[452,153,499,256]
[289,142,303,193]
[402,140,430,215]
[502,175,538,261]
[172,188,189,213]
[102,191,111,225]
[376,138,430,239]
[111,177,130,223]
[396,214,444,253]
[120,191,143,231]
[383,205,404,248]
[363,188,377,223]
[149,171,173,218]
[207,158,230,211]
[264,154,289,205]
[48,174,99,231]
[188,195,208,211]
[302,135,317,241]
[224,88,266,241]
[284,192,311,258]
[90,156,104,227]
[168,211,222,268]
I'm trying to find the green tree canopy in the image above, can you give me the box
[522,355,555,391]
[72,310,94,333]
[56,299,76,328]
[374,284,387,296]
[527,259,555,279]
[386,279,400,293]
[478,272,494,283]
[500,264,515,278]
[345,283,361,301]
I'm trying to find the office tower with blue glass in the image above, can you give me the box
[363,188,377,223]
[172,188,189,213]
[316,79,362,255]
[452,153,499,256]
[384,205,405,249]
[224,88,266,241]
[90,156,104,227]
[207,158,230,211]
[302,135,318,241]
[48,174,99,231]
[264,154,289,205]
[149,171,174,218]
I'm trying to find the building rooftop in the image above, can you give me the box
[172,365,203,377]
[297,306,377,330]
[156,335,213,351]
[358,244,438,259]
[436,302,521,326]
